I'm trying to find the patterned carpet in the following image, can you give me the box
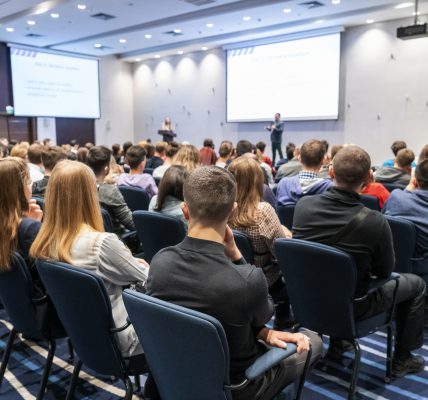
[0,312,427,400]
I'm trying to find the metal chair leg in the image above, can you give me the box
[0,328,17,389]
[348,340,361,400]
[295,345,312,400]
[65,359,83,400]
[385,325,393,383]
[67,339,74,363]
[37,339,56,400]
[123,377,134,400]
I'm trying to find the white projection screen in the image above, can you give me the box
[226,33,341,122]
[10,47,100,118]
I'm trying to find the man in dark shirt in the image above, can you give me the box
[147,166,322,400]
[266,112,284,165]
[293,145,425,378]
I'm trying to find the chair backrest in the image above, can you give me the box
[133,211,186,263]
[274,238,357,339]
[0,253,43,338]
[118,185,150,212]
[101,208,114,233]
[154,176,161,187]
[360,195,380,211]
[277,205,295,230]
[385,215,417,273]
[36,260,127,377]
[123,290,231,400]
[382,183,403,193]
[232,230,254,264]
[144,168,154,175]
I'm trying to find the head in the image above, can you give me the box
[67,151,77,161]
[255,141,266,154]
[85,142,94,150]
[219,141,233,159]
[27,143,43,165]
[331,146,371,192]
[236,140,254,157]
[126,145,147,171]
[228,156,264,227]
[300,139,326,171]
[43,138,51,147]
[155,165,189,211]
[112,143,121,157]
[395,148,415,174]
[415,159,428,190]
[155,141,167,156]
[165,141,180,160]
[0,158,32,270]
[86,146,112,178]
[275,113,281,121]
[182,166,237,229]
[286,142,296,160]
[77,147,88,163]
[391,140,407,157]
[330,145,343,160]
[165,116,171,125]
[123,141,133,156]
[41,146,67,174]
[30,161,104,264]
[10,144,28,160]
[203,138,214,149]
[174,144,200,171]
[69,139,79,149]
[143,142,155,159]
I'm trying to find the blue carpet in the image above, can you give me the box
[0,311,427,399]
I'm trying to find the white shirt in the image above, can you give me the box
[28,163,44,183]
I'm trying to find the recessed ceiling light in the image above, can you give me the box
[395,2,414,9]
[242,16,251,21]
[6,27,14,32]
[119,38,127,43]
[206,23,214,28]
[412,11,421,15]
[35,7,48,15]
[366,19,375,24]
[27,20,36,25]
[173,29,181,34]
[155,55,161,58]
[283,8,292,13]
[332,0,340,4]
[202,46,208,51]
[50,13,59,18]
[135,58,141,62]
[94,43,102,48]
[77,4,87,10]
[177,50,184,55]
[145,34,152,39]
[315,19,325,24]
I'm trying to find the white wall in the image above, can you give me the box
[131,16,428,165]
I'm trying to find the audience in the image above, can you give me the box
[112,143,121,164]
[174,144,200,171]
[360,169,390,208]
[375,148,415,189]
[76,146,88,163]
[146,166,322,400]
[235,139,254,157]
[383,140,416,168]
[10,143,28,160]
[149,165,188,224]
[27,143,45,183]
[199,138,218,166]
[276,139,332,206]
[293,146,425,376]
[30,160,148,356]
[275,144,302,181]
[145,141,166,170]
[256,142,274,185]
[121,141,133,164]
[418,144,428,163]
[216,140,233,168]
[117,145,158,198]
[104,155,124,184]
[153,141,180,179]
[255,141,273,167]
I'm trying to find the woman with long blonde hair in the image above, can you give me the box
[228,155,292,329]
[30,160,148,356]
[173,144,200,172]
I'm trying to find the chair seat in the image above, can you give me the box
[355,312,388,338]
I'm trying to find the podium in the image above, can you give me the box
[158,130,177,143]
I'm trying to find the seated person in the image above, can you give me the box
[86,146,135,233]
[383,159,428,278]
[216,140,233,168]
[199,138,218,166]
[276,139,332,206]
[255,141,273,167]
[148,165,188,224]
[31,160,149,356]
[145,142,166,170]
[383,140,416,168]
[153,141,180,179]
[419,144,428,163]
[255,143,274,185]
[293,145,425,377]
[117,145,158,199]
[32,146,67,197]
[173,144,200,172]
[27,143,44,183]
[360,169,390,208]
[375,148,415,189]
[229,157,292,329]
[318,140,331,179]
[146,166,322,400]
[275,144,302,182]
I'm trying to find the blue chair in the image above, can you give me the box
[154,176,161,187]
[101,208,114,233]
[277,205,295,230]
[118,185,150,212]
[382,183,403,193]
[232,230,254,264]
[274,238,399,400]
[0,253,67,400]
[36,260,148,399]
[360,194,380,211]
[133,211,186,263]
[123,290,312,400]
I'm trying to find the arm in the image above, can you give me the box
[371,217,395,278]
[105,185,135,230]
[260,204,291,257]
[257,327,311,353]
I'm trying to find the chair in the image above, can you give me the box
[118,185,150,212]
[232,230,254,264]
[36,260,148,400]
[274,238,399,400]
[382,183,403,193]
[144,168,154,175]
[360,194,380,211]
[123,289,312,400]
[101,208,114,233]
[277,205,295,230]
[154,176,161,187]
[133,211,186,262]
[0,253,67,400]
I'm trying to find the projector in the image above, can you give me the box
[397,23,428,40]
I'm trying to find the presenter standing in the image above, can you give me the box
[158,116,177,142]
[266,112,284,165]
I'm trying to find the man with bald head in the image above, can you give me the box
[293,145,425,378]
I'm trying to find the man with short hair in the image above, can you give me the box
[382,140,416,168]
[153,141,180,179]
[117,145,158,199]
[146,166,322,400]
[145,142,166,170]
[86,146,135,232]
[266,112,284,165]
[235,140,254,157]
[32,146,67,197]
[199,138,218,166]
[256,141,273,167]
[375,148,415,189]
[275,144,302,181]
[293,146,425,377]
[27,143,44,183]
[276,139,332,205]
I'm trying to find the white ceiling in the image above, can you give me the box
[0,0,427,61]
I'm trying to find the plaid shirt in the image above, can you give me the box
[298,171,319,180]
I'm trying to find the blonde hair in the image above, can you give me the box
[228,156,264,227]
[10,144,28,160]
[30,160,104,264]
[0,158,30,270]
[173,144,200,172]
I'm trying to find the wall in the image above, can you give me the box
[132,17,428,165]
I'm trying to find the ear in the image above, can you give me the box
[329,164,335,180]
[141,160,146,169]
[412,176,420,188]
[181,202,190,221]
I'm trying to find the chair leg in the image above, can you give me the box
[348,340,361,400]
[134,374,141,393]
[385,325,393,383]
[123,377,134,400]
[36,339,56,400]
[295,346,312,400]
[65,359,83,400]
[67,339,74,363]
[0,328,17,389]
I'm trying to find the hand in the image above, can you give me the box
[406,176,418,192]
[282,226,292,239]
[223,225,242,261]
[136,258,149,268]
[258,328,311,353]
[26,199,43,221]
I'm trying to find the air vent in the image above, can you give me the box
[180,0,216,5]
[90,12,116,20]
[25,33,43,38]
[163,30,184,36]
[299,1,325,9]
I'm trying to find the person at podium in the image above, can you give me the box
[158,117,177,142]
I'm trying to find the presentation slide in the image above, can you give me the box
[226,33,341,122]
[10,47,100,119]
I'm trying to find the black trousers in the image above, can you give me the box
[355,273,426,353]
[271,142,283,165]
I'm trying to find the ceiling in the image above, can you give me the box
[0,0,427,62]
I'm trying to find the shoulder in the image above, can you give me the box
[19,218,41,236]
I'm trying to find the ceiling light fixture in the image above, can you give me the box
[77,4,87,10]
[366,19,375,24]
[395,2,414,9]
[202,46,208,51]
[119,38,127,43]
[145,34,152,39]
[51,13,59,18]
[173,28,181,34]
[206,23,214,28]
[283,8,292,13]
[94,43,102,48]
[35,7,48,15]
[155,55,160,58]
[177,50,184,55]
[242,16,251,21]
[27,20,36,25]
[332,0,340,4]
[315,19,325,24]
[6,27,14,32]
[136,58,141,62]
